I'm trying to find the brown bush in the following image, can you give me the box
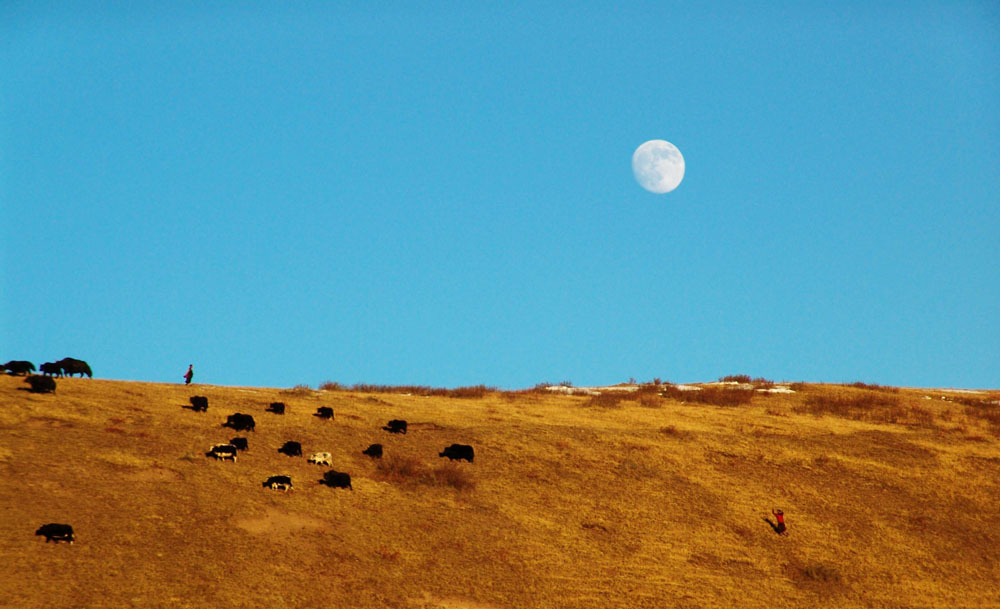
[794,391,936,426]
[719,374,752,383]
[375,455,474,490]
[586,392,630,408]
[848,382,899,393]
[318,381,343,391]
[349,384,494,398]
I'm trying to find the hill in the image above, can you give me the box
[1,375,998,608]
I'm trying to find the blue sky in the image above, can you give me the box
[2,2,998,389]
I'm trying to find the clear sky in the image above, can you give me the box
[2,2,998,389]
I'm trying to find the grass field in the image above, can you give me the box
[1,375,998,608]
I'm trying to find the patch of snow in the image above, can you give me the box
[673,384,703,392]
[759,386,795,394]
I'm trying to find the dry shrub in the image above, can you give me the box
[374,547,400,561]
[789,382,809,392]
[587,392,630,408]
[376,455,427,483]
[105,426,127,435]
[350,384,494,398]
[719,374,752,383]
[752,377,775,389]
[658,385,753,406]
[375,455,474,490]
[318,381,343,391]
[794,562,842,584]
[848,381,899,393]
[795,391,938,427]
[431,463,475,491]
[281,384,313,396]
[638,393,665,408]
[659,425,691,438]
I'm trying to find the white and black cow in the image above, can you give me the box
[207,444,238,461]
[262,475,293,491]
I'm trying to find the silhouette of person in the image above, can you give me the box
[183,364,193,385]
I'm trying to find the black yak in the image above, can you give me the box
[36,523,74,543]
[3,360,35,375]
[439,444,475,463]
[25,375,56,394]
[278,441,302,457]
[320,471,352,490]
[383,419,407,434]
[57,358,92,378]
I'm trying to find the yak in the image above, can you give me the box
[3,360,35,375]
[362,444,383,459]
[57,358,92,378]
[222,413,255,432]
[36,523,74,543]
[439,444,475,463]
[266,402,286,414]
[25,375,56,394]
[313,407,334,419]
[383,419,407,434]
[278,441,302,457]
[320,470,352,490]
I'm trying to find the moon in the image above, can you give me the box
[632,140,685,194]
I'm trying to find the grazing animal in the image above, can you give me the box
[189,396,209,412]
[320,470,353,490]
[383,419,407,434]
[223,413,256,432]
[314,406,334,419]
[308,452,332,466]
[25,375,56,394]
[262,475,293,491]
[229,437,248,451]
[56,358,92,378]
[35,523,74,543]
[278,441,302,457]
[3,360,35,375]
[206,444,238,461]
[266,402,286,414]
[362,444,383,459]
[39,362,62,376]
[439,444,475,463]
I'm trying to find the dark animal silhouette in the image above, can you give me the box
[25,375,56,394]
[266,402,286,414]
[362,444,383,459]
[188,396,209,412]
[39,362,62,376]
[57,358,92,378]
[3,360,35,375]
[229,437,248,451]
[222,413,255,432]
[383,419,407,434]
[262,475,292,491]
[320,470,353,490]
[206,444,237,461]
[36,523,74,543]
[278,441,302,457]
[313,407,334,419]
[439,444,475,463]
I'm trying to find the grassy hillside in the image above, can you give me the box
[2,375,998,609]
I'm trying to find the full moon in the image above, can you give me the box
[632,140,685,194]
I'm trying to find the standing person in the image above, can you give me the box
[183,364,194,385]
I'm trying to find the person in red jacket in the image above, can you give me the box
[183,364,193,385]
[771,508,787,535]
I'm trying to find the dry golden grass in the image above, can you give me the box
[1,376,999,608]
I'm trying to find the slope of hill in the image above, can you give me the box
[1,375,998,608]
